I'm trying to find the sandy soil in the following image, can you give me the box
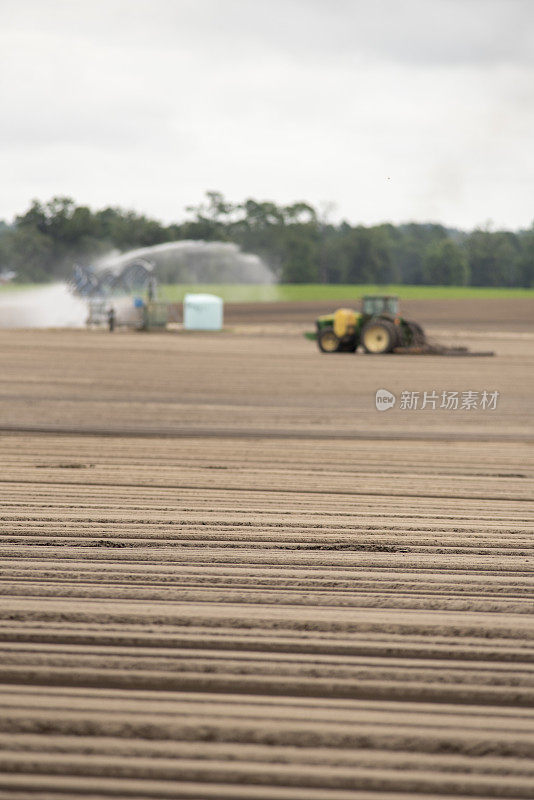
[0,309,533,799]
[224,297,534,332]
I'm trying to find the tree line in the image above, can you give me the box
[1,193,533,286]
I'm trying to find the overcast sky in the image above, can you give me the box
[1,0,533,230]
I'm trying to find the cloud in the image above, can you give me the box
[0,0,532,229]
[3,0,534,66]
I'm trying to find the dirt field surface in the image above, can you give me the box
[224,297,534,332]
[0,305,533,799]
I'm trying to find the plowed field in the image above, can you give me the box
[0,310,533,799]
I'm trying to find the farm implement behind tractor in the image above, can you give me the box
[306,295,494,356]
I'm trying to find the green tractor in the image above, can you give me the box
[311,295,425,354]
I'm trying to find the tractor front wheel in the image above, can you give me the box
[318,328,341,353]
[361,319,398,354]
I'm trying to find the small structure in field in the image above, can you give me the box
[183,293,223,331]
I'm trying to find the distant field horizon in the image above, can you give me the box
[2,283,533,302]
[159,284,534,302]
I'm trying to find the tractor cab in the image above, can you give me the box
[362,295,399,317]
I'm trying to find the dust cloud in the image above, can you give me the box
[0,284,87,328]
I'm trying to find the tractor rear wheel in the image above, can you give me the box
[318,328,341,353]
[361,319,398,354]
